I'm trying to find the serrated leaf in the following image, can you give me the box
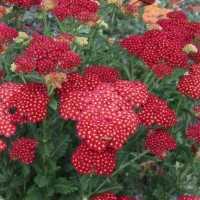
[54,178,77,195]
[25,187,44,200]
[34,175,50,187]
[49,98,58,111]
[22,165,31,177]
[51,136,69,160]
[9,175,25,188]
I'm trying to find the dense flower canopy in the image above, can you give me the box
[13,34,81,75]
[3,0,41,7]
[121,10,200,78]
[52,0,100,26]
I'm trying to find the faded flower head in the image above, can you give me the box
[97,20,109,29]
[106,0,123,6]
[183,44,198,54]
[75,37,88,46]
[40,0,58,10]
[13,31,29,44]
[45,72,67,89]
[121,4,139,17]
[54,33,75,45]
[147,23,162,30]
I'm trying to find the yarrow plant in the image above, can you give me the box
[0,0,200,199]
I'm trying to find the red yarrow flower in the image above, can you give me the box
[90,192,117,200]
[114,80,149,108]
[0,139,7,153]
[84,66,120,83]
[0,23,18,43]
[12,55,36,74]
[9,137,38,164]
[167,10,188,21]
[14,34,81,75]
[72,83,139,152]
[72,142,116,176]
[76,11,99,27]
[0,103,17,137]
[8,83,50,124]
[0,83,22,137]
[77,106,139,152]
[177,64,200,100]
[121,35,144,55]
[52,0,100,23]
[121,11,200,78]
[138,95,177,128]
[90,192,136,200]
[139,0,155,5]
[60,90,90,121]
[145,129,176,158]
[3,0,41,7]
[187,124,200,144]
[178,195,200,200]
[57,65,120,95]
[148,63,174,78]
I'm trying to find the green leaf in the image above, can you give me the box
[22,165,30,177]
[51,135,69,160]
[25,187,44,200]
[54,178,77,195]
[49,98,58,111]
[34,175,50,187]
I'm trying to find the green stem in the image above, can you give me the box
[20,74,27,84]
[110,7,117,33]
[172,96,182,133]
[48,86,54,97]
[166,154,199,199]
[71,17,76,35]
[83,28,97,67]
[93,150,149,195]
[143,71,153,85]
[55,17,66,33]
[88,28,97,50]
[42,11,49,35]
[131,57,134,80]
